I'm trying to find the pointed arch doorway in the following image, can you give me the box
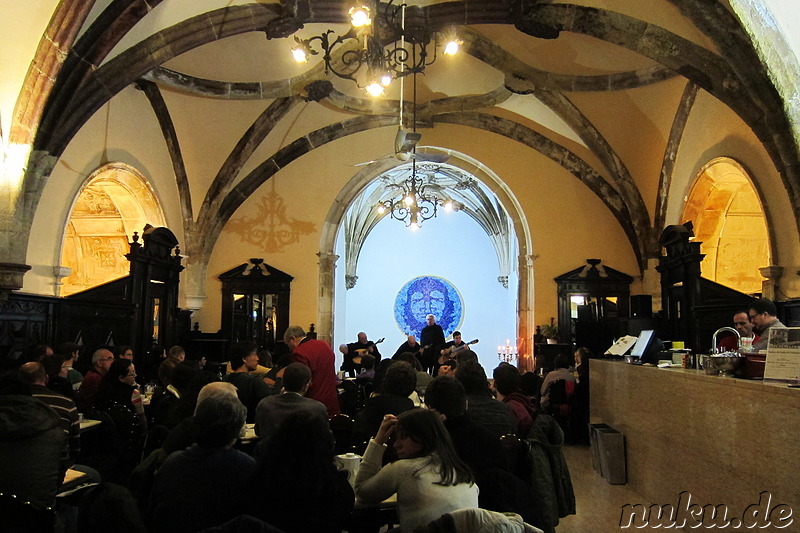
[318,150,534,372]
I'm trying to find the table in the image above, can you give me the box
[79,419,102,432]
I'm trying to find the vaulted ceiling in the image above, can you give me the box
[10,0,798,276]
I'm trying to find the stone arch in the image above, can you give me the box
[681,157,769,294]
[59,162,166,296]
[318,149,536,371]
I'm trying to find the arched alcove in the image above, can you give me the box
[319,148,535,371]
[60,162,166,296]
[681,157,769,294]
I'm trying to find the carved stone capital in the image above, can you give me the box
[759,265,784,280]
[0,262,32,300]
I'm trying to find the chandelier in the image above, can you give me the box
[376,162,459,229]
[291,0,461,96]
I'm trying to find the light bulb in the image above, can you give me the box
[444,39,462,56]
[380,73,393,87]
[377,204,386,214]
[349,5,372,27]
[292,46,308,63]
[404,195,414,206]
[443,200,453,212]
[365,81,384,97]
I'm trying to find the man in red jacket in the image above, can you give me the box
[283,325,340,416]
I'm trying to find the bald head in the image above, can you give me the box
[18,362,47,385]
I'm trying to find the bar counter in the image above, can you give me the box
[591,358,800,518]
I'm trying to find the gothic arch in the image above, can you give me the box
[59,162,166,296]
[318,149,536,370]
[681,157,769,294]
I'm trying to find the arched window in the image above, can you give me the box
[681,157,768,294]
[60,163,166,296]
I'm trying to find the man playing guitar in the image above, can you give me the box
[342,332,384,377]
[439,331,479,365]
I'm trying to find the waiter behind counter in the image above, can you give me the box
[716,298,783,353]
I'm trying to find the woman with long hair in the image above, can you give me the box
[355,408,478,532]
[95,359,145,474]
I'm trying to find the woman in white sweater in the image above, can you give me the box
[354,408,479,532]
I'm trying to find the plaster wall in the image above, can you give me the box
[24,85,182,295]
[669,88,800,294]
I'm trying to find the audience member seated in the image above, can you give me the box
[78,348,115,409]
[19,361,81,465]
[437,358,457,377]
[148,358,179,425]
[519,371,541,400]
[455,361,517,438]
[394,352,433,395]
[167,345,186,362]
[223,342,275,422]
[116,345,135,360]
[160,382,240,455]
[56,341,83,391]
[163,368,219,429]
[248,411,354,533]
[95,359,146,476]
[353,361,416,445]
[41,352,76,400]
[539,355,576,411]
[0,372,66,511]
[155,361,201,429]
[149,393,256,533]
[493,363,538,438]
[254,362,328,450]
[357,353,376,380]
[424,375,540,525]
[355,408,479,533]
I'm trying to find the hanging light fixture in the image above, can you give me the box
[290,0,460,96]
[376,162,458,229]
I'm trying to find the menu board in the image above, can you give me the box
[764,327,800,381]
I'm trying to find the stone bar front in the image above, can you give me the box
[591,359,800,526]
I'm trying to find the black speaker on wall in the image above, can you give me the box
[630,295,653,318]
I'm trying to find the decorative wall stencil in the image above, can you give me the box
[394,276,463,338]
[227,190,315,253]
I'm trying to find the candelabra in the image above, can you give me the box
[497,339,518,363]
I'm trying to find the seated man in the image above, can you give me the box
[57,341,83,391]
[492,363,537,439]
[455,361,517,438]
[222,342,275,422]
[393,334,422,359]
[539,354,576,410]
[78,348,115,408]
[254,362,328,444]
[353,361,416,444]
[749,298,786,351]
[19,361,81,465]
[0,373,66,512]
[149,393,256,533]
[342,332,382,377]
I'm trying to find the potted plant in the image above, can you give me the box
[540,320,559,344]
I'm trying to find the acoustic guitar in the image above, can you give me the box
[351,337,384,365]
[438,339,479,365]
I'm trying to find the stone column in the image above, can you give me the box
[759,265,784,300]
[317,251,339,345]
[516,253,536,373]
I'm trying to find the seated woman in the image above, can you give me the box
[248,411,354,533]
[95,359,146,475]
[355,408,479,533]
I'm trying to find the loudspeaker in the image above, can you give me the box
[630,295,652,318]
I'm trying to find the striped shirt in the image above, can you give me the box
[31,384,80,463]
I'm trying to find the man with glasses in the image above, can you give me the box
[78,348,114,408]
[748,298,785,352]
